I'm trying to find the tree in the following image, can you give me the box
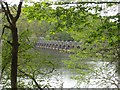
[1,0,23,89]
[63,3,120,88]
[23,2,120,88]
[1,1,119,88]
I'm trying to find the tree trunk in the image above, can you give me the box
[1,1,23,89]
[11,25,19,90]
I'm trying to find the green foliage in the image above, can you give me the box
[22,2,119,86]
[2,2,119,88]
[1,29,55,88]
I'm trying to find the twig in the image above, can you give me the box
[4,2,13,20]
[15,2,23,22]
[1,2,12,25]
[18,69,43,90]
[0,25,10,41]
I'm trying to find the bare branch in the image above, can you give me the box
[1,2,12,25]
[15,2,23,22]
[4,2,13,20]
[11,5,17,13]
[0,25,10,41]
[18,69,43,90]
[7,40,12,46]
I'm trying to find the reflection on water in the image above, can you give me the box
[37,63,119,88]
[1,48,119,88]
[37,48,120,88]
[39,68,77,88]
[79,62,119,88]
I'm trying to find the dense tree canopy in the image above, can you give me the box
[23,1,119,70]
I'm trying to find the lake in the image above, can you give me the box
[35,48,120,88]
[1,48,119,89]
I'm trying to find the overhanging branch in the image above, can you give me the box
[18,69,43,90]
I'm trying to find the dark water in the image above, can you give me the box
[37,48,70,68]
